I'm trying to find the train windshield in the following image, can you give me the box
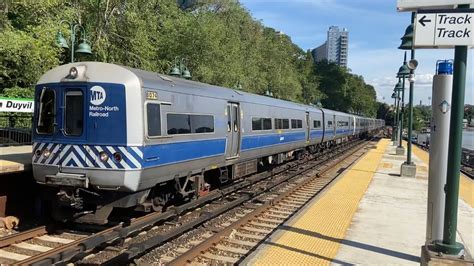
[37,88,56,134]
[64,90,84,136]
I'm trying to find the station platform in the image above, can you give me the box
[246,138,473,265]
[0,145,32,174]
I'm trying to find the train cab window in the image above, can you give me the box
[64,90,84,136]
[313,120,321,128]
[167,113,214,135]
[37,88,56,134]
[291,119,303,129]
[275,118,290,130]
[147,104,162,137]
[252,117,272,131]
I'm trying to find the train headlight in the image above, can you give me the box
[99,151,109,162]
[42,148,51,158]
[69,67,78,79]
[113,152,122,162]
[35,149,42,157]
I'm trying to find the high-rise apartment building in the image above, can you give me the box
[311,26,348,68]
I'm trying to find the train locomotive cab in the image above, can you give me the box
[33,63,144,223]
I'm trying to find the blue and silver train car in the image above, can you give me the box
[32,62,383,223]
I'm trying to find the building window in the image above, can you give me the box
[167,113,214,135]
[147,104,161,137]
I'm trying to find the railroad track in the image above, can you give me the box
[76,138,376,265]
[136,138,372,265]
[6,137,375,265]
[0,225,90,264]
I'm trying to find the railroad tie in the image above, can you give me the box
[200,252,239,264]
[12,242,53,252]
[0,249,30,261]
[214,244,249,255]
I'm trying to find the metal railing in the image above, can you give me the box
[0,113,33,146]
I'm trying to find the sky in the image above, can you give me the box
[239,0,473,105]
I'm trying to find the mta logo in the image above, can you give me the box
[90,86,106,105]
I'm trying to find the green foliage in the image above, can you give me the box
[0,0,379,117]
[315,61,376,117]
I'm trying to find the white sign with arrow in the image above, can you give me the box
[414,9,474,47]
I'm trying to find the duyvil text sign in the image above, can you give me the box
[414,9,474,47]
[397,0,473,12]
[0,97,34,113]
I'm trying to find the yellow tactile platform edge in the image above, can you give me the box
[411,144,473,207]
[253,139,390,266]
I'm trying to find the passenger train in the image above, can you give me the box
[32,62,384,224]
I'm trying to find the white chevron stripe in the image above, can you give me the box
[53,145,71,165]
[45,144,61,165]
[106,146,131,169]
[118,147,141,168]
[63,151,84,168]
[74,146,93,167]
[131,147,143,158]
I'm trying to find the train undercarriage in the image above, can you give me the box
[47,134,368,224]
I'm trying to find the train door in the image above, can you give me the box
[55,86,87,168]
[305,112,310,142]
[226,102,241,159]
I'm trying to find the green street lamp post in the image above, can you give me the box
[393,81,403,145]
[56,21,92,63]
[391,91,397,142]
[398,14,418,177]
[170,57,192,79]
[434,4,470,255]
[396,54,410,154]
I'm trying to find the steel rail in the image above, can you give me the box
[0,226,49,248]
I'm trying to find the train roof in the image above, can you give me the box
[37,62,379,120]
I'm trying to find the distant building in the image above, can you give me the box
[312,26,348,68]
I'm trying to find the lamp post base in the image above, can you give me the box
[401,162,416,177]
[396,146,405,155]
[433,240,465,256]
[421,243,471,265]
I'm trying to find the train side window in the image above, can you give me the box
[37,88,56,134]
[327,120,333,127]
[275,118,289,130]
[147,103,162,137]
[253,117,272,131]
[167,113,214,135]
[252,117,262,131]
[313,120,321,128]
[291,119,302,129]
[64,90,84,136]
[263,118,272,130]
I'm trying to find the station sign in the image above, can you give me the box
[397,0,473,12]
[0,97,34,113]
[414,9,474,48]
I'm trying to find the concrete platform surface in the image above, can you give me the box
[245,139,473,265]
[0,145,32,174]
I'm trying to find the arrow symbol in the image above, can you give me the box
[419,15,431,27]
